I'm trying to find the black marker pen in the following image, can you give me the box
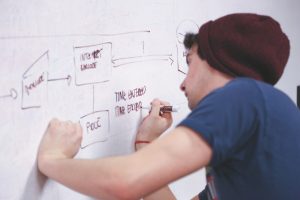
[141,105,180,113]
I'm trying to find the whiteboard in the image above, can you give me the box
[1,1,299,200]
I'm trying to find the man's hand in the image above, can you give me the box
[37,118,82,170]
[135,99,173,150]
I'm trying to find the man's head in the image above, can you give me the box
[181,13,290,109]
[184,13,290,85]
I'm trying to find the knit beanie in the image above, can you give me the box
[198,13,290,85]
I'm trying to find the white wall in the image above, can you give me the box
[0,1,299,200]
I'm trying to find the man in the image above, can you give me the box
[38,13,300,200]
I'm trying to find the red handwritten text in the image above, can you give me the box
[86,117,102,134]
[25,74,45,96]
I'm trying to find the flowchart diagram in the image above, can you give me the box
[1,20,198,149]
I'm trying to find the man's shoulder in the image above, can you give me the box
[204,77,264,104]
[223,77,263,91]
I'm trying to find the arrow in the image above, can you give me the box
[112,54,174,68]
[48,75,72,86]
[0,88,18,100]
[169,56,174,66]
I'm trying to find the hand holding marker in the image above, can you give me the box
[135,104,179,149]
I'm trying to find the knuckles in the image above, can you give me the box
[48,118,82,138]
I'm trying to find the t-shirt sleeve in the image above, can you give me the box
[178,80,263,166]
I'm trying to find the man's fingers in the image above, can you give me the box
[160,100,171,106]
[148,99,174,119]
[149,99,161,116]
[160,110,172,119]
[49,118,59,127]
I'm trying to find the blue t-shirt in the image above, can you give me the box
[178,78,300,200]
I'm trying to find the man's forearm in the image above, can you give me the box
[38,126,211,200]
[38,155,136,200]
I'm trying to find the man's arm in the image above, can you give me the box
[134,100,205,200]
[38,101,212,200]
[38,126,211,200]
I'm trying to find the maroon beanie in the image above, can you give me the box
[198,13,290,85]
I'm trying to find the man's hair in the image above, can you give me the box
[183,33,205,60]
